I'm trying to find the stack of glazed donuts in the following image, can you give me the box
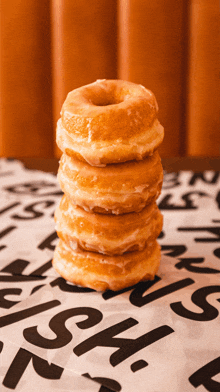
[53,79,164,291]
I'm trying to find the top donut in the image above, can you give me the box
[57,79,164,166]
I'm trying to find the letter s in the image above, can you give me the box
[170,285,220,321]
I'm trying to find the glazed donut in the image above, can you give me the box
[58,151,163,214]
[52,239,161,291]
[57,79,164,166]
[55,195,163,255]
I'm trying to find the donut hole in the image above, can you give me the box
[88,87,125,107]
[91,95,124,107]
[94,100,120,107]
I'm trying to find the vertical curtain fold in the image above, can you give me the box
[0,0,54,158]
[187,0,220,157]
[0,0,219,159]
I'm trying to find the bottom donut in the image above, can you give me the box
[52,239,161,292]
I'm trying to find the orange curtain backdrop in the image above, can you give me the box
[187,0,220,157]
[0,0,219,159]
[0,0,54,158]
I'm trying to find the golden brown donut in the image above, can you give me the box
[56,79,164,166]
[52,239,161,291]
[58,150,163,214]
[55,194,163,255]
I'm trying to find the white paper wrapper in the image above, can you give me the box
[1,159,220,391]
